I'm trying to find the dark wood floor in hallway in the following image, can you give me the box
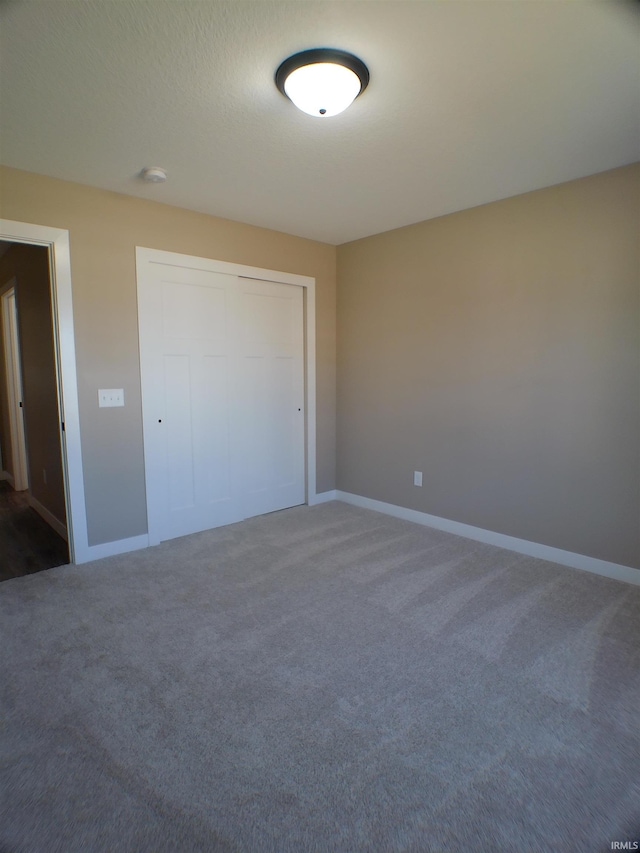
[0,480,69,582]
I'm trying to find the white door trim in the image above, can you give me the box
[136,246,317,543]
[0,219,88,564]
[1,284,29,491]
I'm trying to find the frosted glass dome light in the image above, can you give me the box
[284,63,361,117]
[276,49,369,118]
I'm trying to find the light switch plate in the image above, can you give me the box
[98,388,124,408]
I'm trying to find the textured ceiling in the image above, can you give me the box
[1,1,638,245]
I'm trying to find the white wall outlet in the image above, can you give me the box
[98,388,125,408]
[413,471,423,487]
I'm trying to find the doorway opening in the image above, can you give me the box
[0,242,70,580]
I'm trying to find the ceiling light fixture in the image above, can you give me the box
[275,48,369,118]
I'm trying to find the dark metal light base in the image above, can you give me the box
[275,48,370,99]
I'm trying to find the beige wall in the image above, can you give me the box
[337,164,640,569]
[0,243,67,525]
[0,166,337,546]
[2,163,637,568]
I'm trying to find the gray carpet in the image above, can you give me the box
[1,501,639,852]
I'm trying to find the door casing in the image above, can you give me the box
[0,219,88,563]
[1,284,29,491]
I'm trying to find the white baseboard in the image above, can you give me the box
[28,494,68,541]
[309,490,338,505]
[78,533,151,564]
[335,491,640,587]
[2,470,14,487]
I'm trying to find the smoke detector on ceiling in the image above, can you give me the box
[140,167,167,183]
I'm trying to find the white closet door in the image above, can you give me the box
[239,278,305,519]
[138,261,306,545]
[139,265,243,543]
